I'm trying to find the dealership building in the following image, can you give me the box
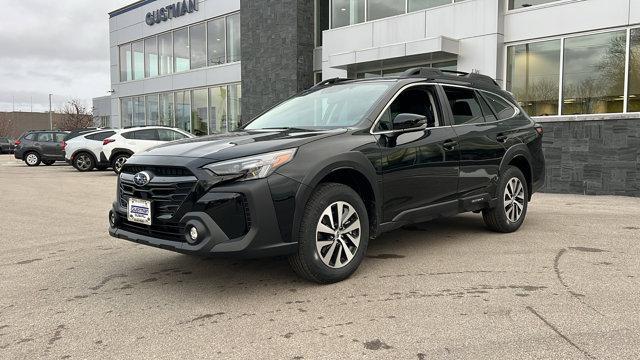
[100,0,640,196]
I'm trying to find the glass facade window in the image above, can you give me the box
[119,44,132,82]
[226,13,241,62]
[132,40,145,80]
[146,95,159,125]
[119,83,241,134]
[509,0,560,10]
[175,91,191,132]
[132,96,146,127]
[190,23,207,69]
[367,0,405,21]
[159,93,174,127]
[144,37,159,78]
[629,29,640,112]
[174,28,190,73]
[563,31,626,115]
[332,0,365,28]
[118,12,239,82]
[209,86,228,133]
[121,98,133,127]
[316,0,330,46]
[228,84,242,131]
[207,18,226,66]
[507,40,561,116]
[158,32,173,75]
[191,89,209,136]
[408,0,451,12]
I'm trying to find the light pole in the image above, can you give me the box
[49,94,53,130]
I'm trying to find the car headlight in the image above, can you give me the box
[203,148,297,181]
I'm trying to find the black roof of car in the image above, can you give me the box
[312,68,509,97]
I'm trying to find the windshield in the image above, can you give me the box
[244,81,394,130]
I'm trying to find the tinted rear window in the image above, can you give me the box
[483,92,516,120]
[24,133,36,140]
[87,131,116,141]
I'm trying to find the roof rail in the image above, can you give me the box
[401,67,500,89]
[311,77,350,89]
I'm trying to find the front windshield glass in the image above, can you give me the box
[244,81,394,130]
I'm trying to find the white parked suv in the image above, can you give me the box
[101,126,194,174]
[65,129,121,171]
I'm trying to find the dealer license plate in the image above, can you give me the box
[128,198,152,225]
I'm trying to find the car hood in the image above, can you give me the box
[137,128,347,161]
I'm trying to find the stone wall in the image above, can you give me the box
[540,116,640,197]
[240,0,314,122]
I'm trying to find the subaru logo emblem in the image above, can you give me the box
[133,171,151,187]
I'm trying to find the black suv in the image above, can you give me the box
[0,137,15,154]
[14,130,69,166]
[109,69,545,283]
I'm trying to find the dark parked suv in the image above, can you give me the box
[14,130,69,166]
[0,137,15,154]
[108,69,545,283]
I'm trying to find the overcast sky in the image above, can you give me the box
[0,0,132,113]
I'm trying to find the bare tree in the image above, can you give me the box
[58,99,93,130]
[0,117,14,138]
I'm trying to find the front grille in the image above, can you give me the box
[119,179,196,219]
[120,219,185,243]
[121,165,193,177]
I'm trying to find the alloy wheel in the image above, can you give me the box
[315,201,361,269]
[76,154,92,171]
[504,177,525,223]
[26,154,38,165]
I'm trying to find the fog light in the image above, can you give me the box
[109,210,117,227]
[189,226,199,241]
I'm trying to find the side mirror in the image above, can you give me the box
[392,113,427,132]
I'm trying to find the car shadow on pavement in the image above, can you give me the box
[108,213,506,295]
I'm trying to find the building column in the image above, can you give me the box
[240,0,315,123]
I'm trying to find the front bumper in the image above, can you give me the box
[108,171,301,258]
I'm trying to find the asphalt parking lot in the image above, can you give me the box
[1,154,639,359]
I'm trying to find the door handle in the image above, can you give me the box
[496,133,508,143]
[443,139,458,151]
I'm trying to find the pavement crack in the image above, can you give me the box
[526,307,596,359]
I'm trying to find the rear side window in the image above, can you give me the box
[157,129,187,141]
[37,133,54,142]
[443,87,485,125]
[24,133,36,141]
[483,92,516,120]
[87,131,116,141]
[55,133,66,142]
[132,129,158,140]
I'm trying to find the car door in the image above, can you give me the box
[36,132,58,158]
[129,129,160,152]
[374,84,460,223]
[441,85,506,197]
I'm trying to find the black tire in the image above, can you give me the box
[482,166,529,233]
[289,183,369,284]
[73,152,95,172]
[24,152,41,166]
[111,154,130,174]
[43,160,55,166]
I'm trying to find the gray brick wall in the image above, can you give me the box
[240,0,314,123]
[541,118,640,197]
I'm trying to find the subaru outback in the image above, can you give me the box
[108,68,545,283]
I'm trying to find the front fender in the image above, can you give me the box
[287,151,382,239]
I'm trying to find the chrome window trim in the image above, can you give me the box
[369,82,441,135]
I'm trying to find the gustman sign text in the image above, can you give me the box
[146,0,199,26]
